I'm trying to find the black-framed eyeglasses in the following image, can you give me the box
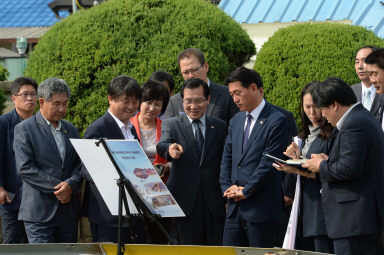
[14,92,37,98]
[181,65,203,76]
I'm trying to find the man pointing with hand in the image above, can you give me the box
[157,78,227,245]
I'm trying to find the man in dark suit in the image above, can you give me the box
[351,46,382,122]
[164,48,238,124]
[365,48,384,132]
[220,67,288,247]
[157,78,227,245]
[303,77,384,255]
[0,77,37,243]
[81,75,145,243]
[13,78,82,243]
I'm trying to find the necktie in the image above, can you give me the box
[192,119,204,157]
[242,114,253,152]
[363,89,372,110]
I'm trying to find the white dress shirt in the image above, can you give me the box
[244,99,265,138]
[108,110,135,140]
[336,103,359,131]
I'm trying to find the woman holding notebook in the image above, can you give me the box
[273,81,336,253]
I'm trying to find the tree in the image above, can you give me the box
[0,65,9,115]
[25,0,255,133]
[254,23,384,127]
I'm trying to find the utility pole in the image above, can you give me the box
[72,0,78,13]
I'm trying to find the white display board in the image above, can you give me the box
[70,139,185,217]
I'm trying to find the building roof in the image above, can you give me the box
[0,47,20,58]
[0,27,51,40]
[0,0,60,28]
[219,0,384,38]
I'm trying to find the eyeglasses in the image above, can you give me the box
[180,65,203,76]
[14,92,37,98]
[183,98,206,105]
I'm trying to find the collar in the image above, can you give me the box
[42,114,62,130]
[108,110,133,130]
[247,99,265,121]
[186,114,207,127]
[336,103,359,131]
[361,83,376,96]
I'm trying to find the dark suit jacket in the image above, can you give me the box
[271,105,299,200]
[156,114,226,218]
[319,104,384,239]
[0,109,23,210]
[81,111,140,227]
[13,111,82,223]
[380,96,384,127]
[220,101,289,223]
[351,83,383,122]
[301,131,336,237]
[164,81,238,124]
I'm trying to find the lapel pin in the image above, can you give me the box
[211,126,214,128]
[64,129,67,134]
[260,121,264,124]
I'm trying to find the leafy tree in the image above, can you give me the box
[0,65,9,115]
[25,0,255,133]
[254,23,384,127]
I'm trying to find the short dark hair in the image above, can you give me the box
[140,80,170,115]
[108,75,141,100]
[312,77,357,108]
[149,70,175,92]
[355,45,378,58]
[180,78,210,99]
[299,81,333,140]
[225,66,263,89]
[365,48,384,70]
[177,48,205,70]
[11,77,38,95]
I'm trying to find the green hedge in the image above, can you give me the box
[254,23,384,128]
[25,0,255,133]
[0,65,9,115]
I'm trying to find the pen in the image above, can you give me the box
[292,136,297,158]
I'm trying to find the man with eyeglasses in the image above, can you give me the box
[164,48,238,124]
[0,77,38,243]
[365,48,384,132]
[157,78,227,245]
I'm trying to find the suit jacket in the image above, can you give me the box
[351,83,383,122]
[380,96,384,129]
[319,104,384,239]
[271,105,299,199]
[301,130,337,237]
[156,114,226,217]
[220,101,289,223]
[13,111,82,223]
[164,81,238,124]
[0,109,23,210]
[81,111,140,227]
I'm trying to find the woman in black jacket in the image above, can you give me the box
[273,81,336,253]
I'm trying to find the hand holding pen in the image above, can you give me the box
[283,137,301,159]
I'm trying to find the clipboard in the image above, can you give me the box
[265,153,307,166]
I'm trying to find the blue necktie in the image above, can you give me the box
[243,114,253,152]
[192,119,204,157]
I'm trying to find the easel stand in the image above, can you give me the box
[95,138,176,255]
